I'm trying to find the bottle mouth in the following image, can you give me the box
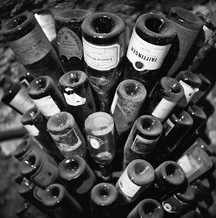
[145,17,167,34]
[140,199,163,216]
[178,70,202,85]
[59,71,86,87]
[162,77,183,94]
[21,106,39,124]
[28,76,50,95]
[172,111,193,125]
[187,105,207,120]
[14,138,30,158]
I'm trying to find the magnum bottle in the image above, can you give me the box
[58,70,96,131]
[123,115,163,168]
[82,12,125,111]
[123,12,176,93]
[54,9,92,72]
[28,76,69,119]
[0,11,64,84]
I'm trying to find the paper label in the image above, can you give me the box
[63,92,86,106]
[9,24,51,65]
[33,95,60,117]
[151,98,176,121]
[127,29,171,71]
[24,124,39,136]
[83,37,120,71]
[57,27,82,60]
[179,80,197,104]
[118,169,141,198]
[163,118,175,136]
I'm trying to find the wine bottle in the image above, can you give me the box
[21,106,64,162]
[58,70,96,131]
[82,12,125,111]
[127,198,164,218]
[2,82,35,115]
[54,9,92,72]
[1,11,64,84]
[110,79,147,140]
[28,75,69,119]
[41,183,84,218]
[47,111,87,159]
[147,76,184,123]
[90,182,118,218]
[123,12,176,93]
[166,6,204,77]
[116,159,155,204]
[123,115,163,169]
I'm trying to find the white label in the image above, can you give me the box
[34,13,56,42]
[151,98,176,121]
[117,168,141,198]
[9,24,51,65]
[83,37,120,71]
[24,124,39,136]
[110,92,119,114]
[126,29,171,71]
[63,92,86,106]
[57,27,82,60]
[164,118,175,136]
[33,95,60,117]
[179,80,197,104]
[10,86,35,113]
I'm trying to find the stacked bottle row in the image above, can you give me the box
[1,5,216,218]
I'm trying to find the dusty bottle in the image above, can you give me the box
[21,106,64,162]
[84,112,115,180]
[82,12,125,111]
[58,70,96,131]
[123,115,163,169]
[127,198,164,218]
[147,161,187,200]
[41,183,84,218]
[2,82,35,115]
[47,111,87,159]
[0,11,64,84]
[123,12,176,93]
[55,9,92,72]
[28,75,69,119]
[110,79,147,139]
[147,76,184,123]
[175,70,202,111]
[90,182,119,218]
[166,6,204,77]
[116,159,155,204]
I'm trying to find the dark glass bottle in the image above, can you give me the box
[123,115,163,169]
[179,210,203,218]
[82,12,125,111]
[166,7,204,77]
[21,106,64,162]
[1,11,64,84]
[47,111,87,159]
[147,77,184,123]
[90,182,119,218]
[2,82,35,114]
[162,184,195,216]
[28,75,69,119]
[147,161,187,200]
[175,70,202,111]
[154,110,193,165]
[116,159,155,204]
[20,147,59,188]
[58,70,96,131]
[110,79,147,139]
[54,9,92,72]
[41,183,84,218]
[123,12,176,93]
[127,198,164,218]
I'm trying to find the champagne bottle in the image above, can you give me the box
[116,159,155,204]
[90,182,118,218]
[47,111,87,159]
[58,70,96,131]
[123,12,176,92]
[123,115,163,168]
[28,75,69,119]
[1,11,64,84]
[54,9,92,72]
[2,82,35,114]
[82,12,125,111]
[127,198,164,218]
[147,76,184,123]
